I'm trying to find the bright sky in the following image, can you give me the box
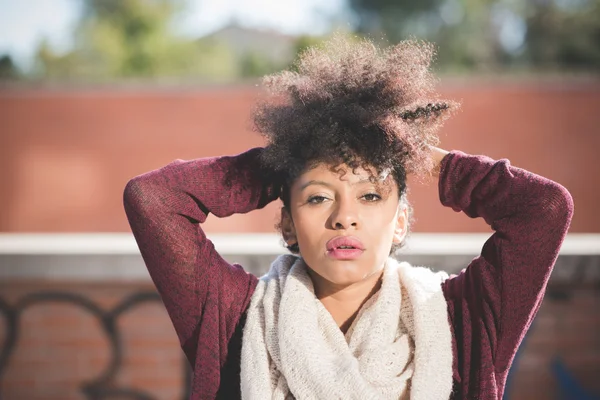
[0,0,352,69]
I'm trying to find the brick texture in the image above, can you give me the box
[0,281,187,400]
[507,288,600,399]
[0,281,598,399]
[1,82,599,234]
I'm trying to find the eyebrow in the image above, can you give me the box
[299,178,374,191]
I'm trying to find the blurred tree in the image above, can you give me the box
[293,35,328,56]
[348,0,600,72]
[287,32,364,72]
[239,51,280,77]
[285,34,327,73]
[0,55,20,80]
[35,0,238,81]
[525,0,600,70]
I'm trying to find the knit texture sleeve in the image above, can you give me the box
[439,151,573,397]
[123,147,279,367]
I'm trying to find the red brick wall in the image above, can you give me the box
[1,280,598,399]
[508,287,600,399]
[1,81,599,234]
[1,81,599,399]
[0,281,186,400]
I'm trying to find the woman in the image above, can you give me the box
[123,35,573,399]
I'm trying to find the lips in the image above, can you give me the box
[326,236,365,260]
[326,236,365,251]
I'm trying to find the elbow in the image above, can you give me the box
[541,182,574,230]
[123,176,143,208]
[123,175,159,219]
[123,160,184,210]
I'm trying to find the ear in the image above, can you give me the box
[392,204,409,244]
[280,207,297,246]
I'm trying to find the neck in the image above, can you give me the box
[309,267,384,333]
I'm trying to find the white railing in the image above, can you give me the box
[0,233,598,255]
[0,233,597,280]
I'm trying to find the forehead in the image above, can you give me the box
[296,162,393,186]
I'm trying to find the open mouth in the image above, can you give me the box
[327,247,364,260]
[325,236,365,259]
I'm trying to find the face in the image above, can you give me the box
[281,163,408,288]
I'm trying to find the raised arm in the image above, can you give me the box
[437,149,574,381]
[123,147,279,363]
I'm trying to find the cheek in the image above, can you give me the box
[366,202,399,226]
[366,213,398,244]
[365,207,402,250]
[292,208,325,242]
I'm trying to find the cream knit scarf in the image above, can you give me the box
[241,255,453,400]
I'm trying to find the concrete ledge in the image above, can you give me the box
[0,233,598,255]
[0,233,597,281]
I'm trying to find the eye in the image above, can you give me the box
[362,193,382,202]
[307,195,328,204]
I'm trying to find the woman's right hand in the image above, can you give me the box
[429,146,450,178]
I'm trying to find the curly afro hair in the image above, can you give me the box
[252,33,459,254]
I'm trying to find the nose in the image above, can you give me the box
[330,198,359,230]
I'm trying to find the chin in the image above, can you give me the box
[312,260,371,286]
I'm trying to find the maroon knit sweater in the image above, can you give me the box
[123,148,573,400]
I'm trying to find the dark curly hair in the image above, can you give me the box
[252,33,459,254]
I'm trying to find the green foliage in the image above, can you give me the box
[27,0,597,81]
[239,51,281,78]
[0,55,20,80]
[288,32,365,72]
[34,0,239,82]
[293,35,327,56]
[348,0,600,73]
[525,0,600,70]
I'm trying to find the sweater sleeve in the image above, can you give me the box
[123,147,279,365]
[439,151,574,384]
